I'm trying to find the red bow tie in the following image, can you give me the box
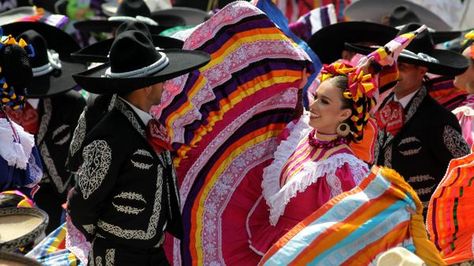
[4,101,39,134]
[146,119,172,154]
[376,101,405,136]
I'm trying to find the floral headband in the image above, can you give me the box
[0,34,34,110]
[318,61,377,141]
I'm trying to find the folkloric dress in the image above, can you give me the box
[452,94,474,147]
[247,113,368,255]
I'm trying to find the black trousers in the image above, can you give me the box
[89,237,169,266]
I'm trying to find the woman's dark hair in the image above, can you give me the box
[330,75,352,109]
[328,75,364,142]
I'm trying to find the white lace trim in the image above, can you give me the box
[261,114,369,225]
[453,105,474,117]
[0,118,35,169]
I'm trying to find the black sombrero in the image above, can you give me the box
[16,29,86,98]
[345,0,452,31]
[73,30,210,94]
[151,7,209,26]
[345,23,469,76]
[102,2,206,26]
[308,21,398,64]
[0,207,48,252]
[71,20,184,63]
[345,0,461,44]
[74,0,184,34]
[1,22,80,60]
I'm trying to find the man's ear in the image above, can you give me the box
[418,66,428,76]
[144,86,153,95]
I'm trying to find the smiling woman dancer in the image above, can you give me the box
[247,59,377,256]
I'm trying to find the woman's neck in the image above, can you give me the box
[314,130,338,141]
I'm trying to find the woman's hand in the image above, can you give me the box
[357,56,375,74]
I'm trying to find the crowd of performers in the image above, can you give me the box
[0,0,473,265]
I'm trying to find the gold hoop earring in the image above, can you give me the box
[336,122,351,137]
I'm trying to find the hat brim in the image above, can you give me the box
[26,60,86,98]
[393,25,461,44]
[0,6,35,26]
[344,0,451,30]
[431,31,461,44]
[344,42,469,76]
[151,7,208,25]
[308,21,397,64]
[71,35,184,63]
[73,20,169,34]
[101,2,117,17]
[0,207,48,252]
[1,21,80,59]
[0,252,42,265]
[73,49,210,94]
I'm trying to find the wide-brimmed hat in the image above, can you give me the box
[103,2,207,26]
[345,23,469,76]
[308,21,398,64]
[15,29,86,98]
[0,251,42,265]
[345,0,451,31]
[345,0,461,44]
[74,0,184,34]
[0,207,48,252]
[71,20,184,63]
[151,7,208,26]
[1,22,80,60]
[73,30,210,94]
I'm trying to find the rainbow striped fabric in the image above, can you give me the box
[428,76,468,111]
[26,223,80,266]
[427,152,474,265]
[259,167,444,266]
[368,24,427,67]
[150,1,313,265]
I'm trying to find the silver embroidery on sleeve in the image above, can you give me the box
[112,192,147,215]
[89,247,95,266]
[131,161,153,170]
[40,144,68,193]
[115,98,146,139]
[83,224,96,235]
[415,185,436,196]
[114,192,147,202]
[398,136,422,156]
[78,140,112,199]
[407,175,435,183]
[105,249,115,266]
[95,256,103,266]
[112,203,146,215]
[97,165,163,240]
[383,145,393,168]
[69,110,87,159]
[37,98,52,144]
[404,87,426,124]
[134,149,153,158]
[131,149,154,170]
[444,126,470,158]
[52,124,71,145]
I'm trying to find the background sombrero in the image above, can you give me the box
[0,207,48,252]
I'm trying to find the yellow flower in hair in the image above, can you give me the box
[17,38,28,48]
[465,30,474,40]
